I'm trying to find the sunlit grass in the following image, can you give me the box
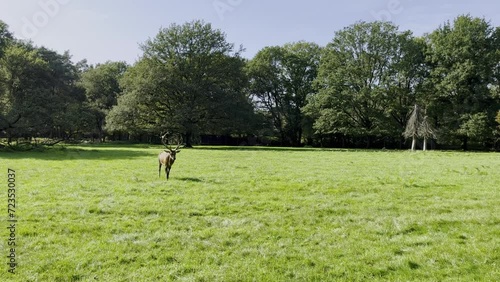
[0,145,499,281]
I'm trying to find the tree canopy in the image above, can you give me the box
[305,21,427,147]
[107,20,255,147]
[247,41,321,146]
[1,16,500,150]
[426,15,500,149]
[79,61,128,141]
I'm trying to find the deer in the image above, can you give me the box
[158,133,182,180]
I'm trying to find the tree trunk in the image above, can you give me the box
[184,132,193,148]
[423,137,427,151]
[411,137,417,151]
[297,128,303,147]
[462,137,468,151]
[280,131,287,146]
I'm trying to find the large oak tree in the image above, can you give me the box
[107,20,254,146]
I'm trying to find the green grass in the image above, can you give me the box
[0,145,499,281]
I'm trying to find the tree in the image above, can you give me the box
[457,112,492,146]
[107,20,254,147]
[496,111,500,147]
[426,15,500,150]
[0,41,87,144]
[419,112,435,151]
[79,61,128,141]
[37,47,87,139]
[106,59,158,137]
[247,42,321,146]
[0,43,49,141]
[0,21,15,133]
[403,104,435,150]
[386,35,429,146]
[308,21,425,147]
[404,104,423,150]
[0,20,13,57]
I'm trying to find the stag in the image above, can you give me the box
[158,134,182,180]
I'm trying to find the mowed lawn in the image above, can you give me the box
[0,145,499,281]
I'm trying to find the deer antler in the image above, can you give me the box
[160,132,171,150]
[174,134,185,151]
[174,143,182,151]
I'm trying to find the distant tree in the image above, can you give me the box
[25,46,88,140]
[404,105,423,151]
[403,104,435,150]
[79,61,128,141]
[496,111,500,147]
[419,112,435,151]
[0,44,49,142]
[107,20,254,147]
[308,21,425,147]
[457,112,492,146]
[0,21,15,133]
[426,15,500,150]
[0,41,86,144]
[0,20,13,57]
[106,59,157,137]
[386,35,429,146]
[247,42,321,146]
[75,59,91,73]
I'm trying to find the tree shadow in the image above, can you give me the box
[177,177,204,183]
[190,146,334,152]
[0,146,150,160]
[190,146,405,153]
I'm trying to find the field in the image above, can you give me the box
[0,145,499,281]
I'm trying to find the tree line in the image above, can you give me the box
[1,15,500,150]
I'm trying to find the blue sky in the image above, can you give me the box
[1,0,499,65]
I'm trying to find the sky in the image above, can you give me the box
[1,0,499,65]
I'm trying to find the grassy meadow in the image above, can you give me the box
[0,144,499,281]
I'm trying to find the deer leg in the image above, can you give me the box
[166,167,169,180]
[159,162,162,178]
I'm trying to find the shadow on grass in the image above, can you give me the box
[0,146,150,160]
[190,146,408,153]
[0,143,416,160]
[191,146,336,152]
[177,177,204,183]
